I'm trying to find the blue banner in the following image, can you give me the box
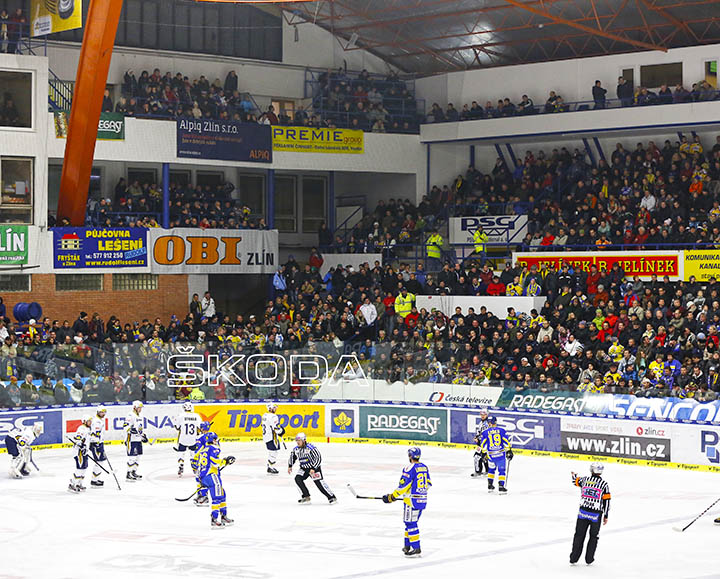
[53,228,148,269]
[0,409,63,448]
[603,395,720,422]
[176,119,272,163]
[450,409,562,452]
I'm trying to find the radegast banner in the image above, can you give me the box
[31,0,82,36]
[450,409,561,452]
[54,111,125,141]
[0,225,28,264]
[272,126,364,154]
[53,228,148,269]
[450,216,528,245]
[177,119,272,163]
[359,405,447,442]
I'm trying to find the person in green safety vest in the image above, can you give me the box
[426,229,444,271]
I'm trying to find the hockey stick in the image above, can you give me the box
[66,437,111,475]
[175,464,228,502]
[672,497,720,532]
[104,453,122,491]
[29,448,39,471]
[347,483,385,500]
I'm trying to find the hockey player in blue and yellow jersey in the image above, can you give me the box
[191,421,212,507]
[480,416,513,494]
[382,447,431,558]
[194,431,236,528]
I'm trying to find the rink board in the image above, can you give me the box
[2,401,720,472]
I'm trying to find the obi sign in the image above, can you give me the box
[149,229,278,274]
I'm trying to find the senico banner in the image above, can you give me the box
[54,111,125,141]
[176,120,272,163]
[683,250,720,282]
[53,228,149,269]
[31,0,82,36]
[0,225,28,265]
[513,251,681,281]
[272,127,364,154]
[449,216,528,245]
[149,228,278,274]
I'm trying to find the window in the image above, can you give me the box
[621,68,634,86]
[640,63,682,88]
[196,171,224,189]
[706,60,717,88]
[56,274,103,292]
[238,173,265,216]
[0,71,32,129]
[113,274,158,291]
[127,168,157,186]
[302,176,327,233]
[274,175,296,233]
[0,274,30,292]
[272,99,295,120]
[1,157,33,224]
[169,170,191,187]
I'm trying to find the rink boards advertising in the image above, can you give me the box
[0,408,63,448]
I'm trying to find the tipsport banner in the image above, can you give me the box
[449,409,561,452]
[53,227,149,270]
[200,403,325,439]
[31,0,82,37]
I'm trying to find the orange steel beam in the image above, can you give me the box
[57,0,124,226]
[638,0,699,42]
[502,0,667,53]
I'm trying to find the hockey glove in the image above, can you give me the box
[130,427,139,435]
[224,456,236,465]
[506,449,514,461]
[141,433,149,443]
[382,494,395,504]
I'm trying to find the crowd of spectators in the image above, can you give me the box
[0,8,25,55]
[425,76,720,124]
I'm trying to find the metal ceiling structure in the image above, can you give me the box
[278,0,720,73]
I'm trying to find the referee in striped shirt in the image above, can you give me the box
[570,462,611,565]
[288,432,337,504]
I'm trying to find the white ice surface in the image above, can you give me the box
[1,442,718,579]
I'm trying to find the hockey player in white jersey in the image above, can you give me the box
[262,403,285,475]
[123,400,147,482]
[5,422,42,478]
[68,415,92,493]
[175,401,201,477]
[89,406,109,487]
[471,407,491,478]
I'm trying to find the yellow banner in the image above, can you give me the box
[31,0,82,37]
[271,126,364,154]
[197,403,325,439]
[683,250,720,282]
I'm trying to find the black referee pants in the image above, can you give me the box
[295,467,335,500]
[570,514,601,564]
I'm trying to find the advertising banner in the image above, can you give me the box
[683,250,720,282]
[200,403,324,439]
[176,120,272,163]
[149,228,278,274]
[62,404,180,442]
[498,389,611,414]
[513,251,681,281]
[327,405,359,438]
[359,405,447,442]
[272,127,364,154]
[423,385,503,406]
[31,0,82,37]
[0,409,63,448]
[416,296,546,319]
[449,215,528,245]
[603,394,720,422]
[449,409,561,451]
[54,112,125,141]
[0,225,28,264]
[53,228,149,270]
[670,423,720,468]
[561,415,671,462]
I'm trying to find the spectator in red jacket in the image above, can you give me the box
[586,265,601,296]
[308,247,324,270]
[487,276,506,296]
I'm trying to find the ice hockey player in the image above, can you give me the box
[191,421,212,507]
[287,432,337,504]
[123,400,147,481]
[471,407,491,477]
[480,416,513,494]
[194,432,235,528]
[68,415,92,493]
[89,406,109,487]
[262,403,285,475]
[174,401,201,477]
[5,422,42,478]
[570,462,611,565]
[382,447,431,558]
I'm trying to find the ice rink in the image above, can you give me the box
[1,441,718,579]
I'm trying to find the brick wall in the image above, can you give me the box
[3,274,189,324]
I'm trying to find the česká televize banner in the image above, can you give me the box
[176,119,272,163]
[271,126,364,154]
[513,251,682,281]
[148,228,279,274]
[0,225,28,264]
[53,228,149,269]
[449,216,529,245]
[31,0,82,36]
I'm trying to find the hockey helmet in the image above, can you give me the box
[199,421,211,433]
[32,422,43,436]
[408,447,421,460]
[183,401,193,412]
[206,432,219,446]
[267,402,278,413]
[82,414,93,426]
[487,415,497,425]
[96,406,107,417]
[132,400,143,411]
[478,407,489,418]
[590,462,604,475]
